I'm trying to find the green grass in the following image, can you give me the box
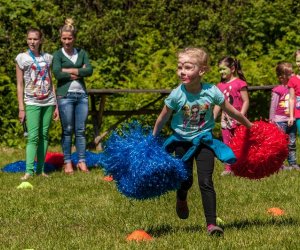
[1,146,300,249]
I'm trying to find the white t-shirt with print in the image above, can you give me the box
[15,52,56,106]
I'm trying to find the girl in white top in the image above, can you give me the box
[16,27,59,180]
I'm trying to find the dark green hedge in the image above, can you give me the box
[1,0,299,146]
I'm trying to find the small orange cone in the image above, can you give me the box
[267,207,285,216]
[103,175,114,182]
[126,229,153,242]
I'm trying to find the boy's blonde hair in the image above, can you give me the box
[178,47,209,72]
[276,62,293,78]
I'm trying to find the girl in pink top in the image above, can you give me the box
[270,62,297,170]
[213,56,249,176]
[288,50,300,132]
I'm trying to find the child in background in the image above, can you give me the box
[213,56,249,176]
[289,50,300,140]
[153,47,252,236]
[270,62,298,170]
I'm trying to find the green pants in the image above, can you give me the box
[25,105,55,175]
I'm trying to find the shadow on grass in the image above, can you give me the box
[224,217,299,229]
[148,217,299,237]
[148,224,202,237]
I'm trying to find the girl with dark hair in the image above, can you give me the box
[213,56,249,176]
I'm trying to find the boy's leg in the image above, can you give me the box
[277,121,296,169]
[286,123,297,167]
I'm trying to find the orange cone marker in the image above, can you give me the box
[267,207,285,216]
[126,229,153,242]
[103,175,114,182]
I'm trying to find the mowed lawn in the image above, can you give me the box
[1,146,300,250]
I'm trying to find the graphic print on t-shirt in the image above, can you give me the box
[29,59,51,100]
[182,103,209,131]
[221,86,235,129]
[279,93,290,114]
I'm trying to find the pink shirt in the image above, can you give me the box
[287,75,300,118]
[269,85,289,122]
[217,78,247,129]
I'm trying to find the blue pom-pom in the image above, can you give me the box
[2,161,26,173]
[2,151,103,173]
[98,121,188,200]
[2,161,56,173]
[71,151,101,168]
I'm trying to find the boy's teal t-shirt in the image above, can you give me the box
[165,83,225,140]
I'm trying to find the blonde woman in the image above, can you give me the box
[52,18,93,174]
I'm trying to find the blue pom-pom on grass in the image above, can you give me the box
[2,151,102,173]
[2,161,26,173]
[98,121,188,200]
[2,161,56,173]
[71,151,101,168]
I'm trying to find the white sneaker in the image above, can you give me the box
[291,165,300,170]
[280,165,292,171]
[221,170,233,176]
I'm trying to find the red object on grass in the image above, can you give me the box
[228,121,288,179]
[45,152,64,167]
[126,229,153,242]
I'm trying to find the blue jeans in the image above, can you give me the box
[57,92,88,163]
[276,121,297,165]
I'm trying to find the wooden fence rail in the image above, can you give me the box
[87,85,275,148]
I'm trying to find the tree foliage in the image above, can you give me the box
[1,0,300,146]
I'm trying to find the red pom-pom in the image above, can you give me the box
[228,121,288,179]
[45,152,64,167]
